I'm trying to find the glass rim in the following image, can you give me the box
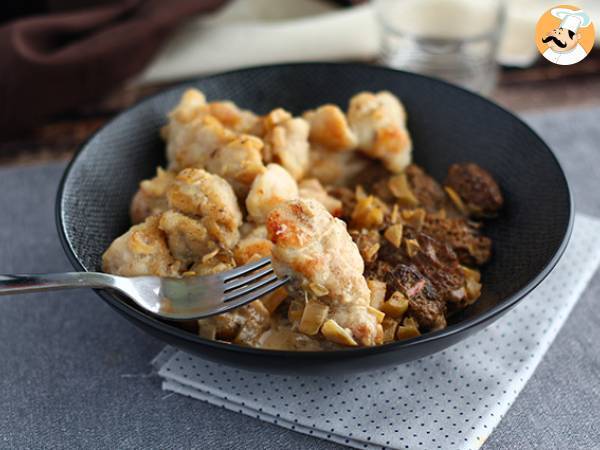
[374,0,507,44]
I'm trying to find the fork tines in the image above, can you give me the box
[222,258,289,303]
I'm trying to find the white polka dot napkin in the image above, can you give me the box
[153,213,600,450]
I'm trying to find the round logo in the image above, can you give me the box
[535,4,595,66]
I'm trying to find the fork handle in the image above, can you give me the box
[0,272,115,295]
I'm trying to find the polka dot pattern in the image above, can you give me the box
[154,214,600,450]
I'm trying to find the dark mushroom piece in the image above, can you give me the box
[445,163,503,218]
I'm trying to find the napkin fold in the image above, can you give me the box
[0,0,226,135]
[153,213,600,450]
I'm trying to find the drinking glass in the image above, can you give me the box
[375,0,505,94]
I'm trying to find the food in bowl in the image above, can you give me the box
[102,88,503,350]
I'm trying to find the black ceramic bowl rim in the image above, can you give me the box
[56,62,574,359]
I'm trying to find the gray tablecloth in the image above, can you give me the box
[0,106,599,449]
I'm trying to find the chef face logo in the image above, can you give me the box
[535,5,595,65]
[542,27,580,52]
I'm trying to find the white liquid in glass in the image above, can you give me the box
[376,0,504,94]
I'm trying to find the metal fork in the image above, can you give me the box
[0,258,288,320]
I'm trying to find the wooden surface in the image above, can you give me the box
[1,53,599,167]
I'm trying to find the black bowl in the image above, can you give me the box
[56,63,572,374]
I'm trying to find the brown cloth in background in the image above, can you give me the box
[0,0,226,137]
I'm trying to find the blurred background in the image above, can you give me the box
[1,0,599,165]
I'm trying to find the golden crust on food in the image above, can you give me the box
[262,109,310,180]
[158,210,214,265]
[233,226,273,265]
[167,168,242,249]
[168,89,207,124]
[130,167,175,224]
[207,101,263,136]
[347,91,413,173]
[266,199,378,346]
[303,104,357,151]
[164,88,260,136]
[163,89,263,171]
[102,215,181,277]
[205,134,266,197]
[165,114,235,171]
[246,163,299,224]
